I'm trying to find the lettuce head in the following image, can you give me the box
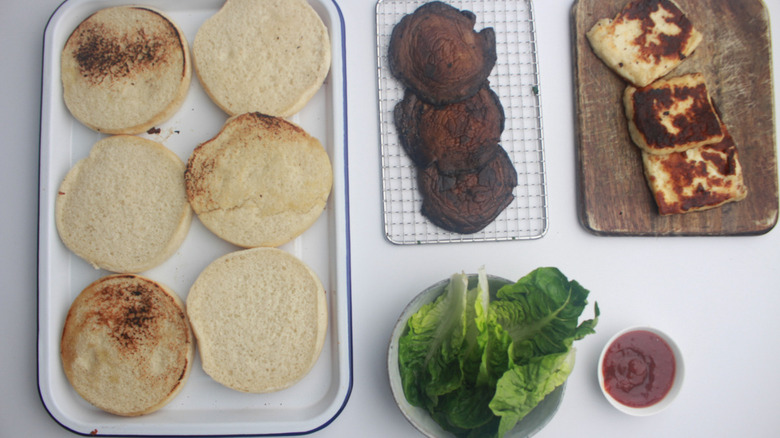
[398,267,598,438]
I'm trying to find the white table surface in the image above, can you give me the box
[3,0,780,437]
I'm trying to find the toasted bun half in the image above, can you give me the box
[61,6,191,134]
[55,135,192,273]
[61,274,194,416]
[185,112,332,248]
[186,247,328,393]
[192,0,331,117]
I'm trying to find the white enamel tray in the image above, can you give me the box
[37,0,352,435]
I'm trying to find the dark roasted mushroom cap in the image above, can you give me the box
[394,86,505,174]
[418,146,517,234]
[388,1,497,105]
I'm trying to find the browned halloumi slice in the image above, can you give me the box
[586,0,702,87]
[624,73,724,155]
[642,123,747,215]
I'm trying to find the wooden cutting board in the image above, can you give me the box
[572,0,778,235]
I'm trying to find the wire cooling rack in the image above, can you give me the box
[376,0,548,245]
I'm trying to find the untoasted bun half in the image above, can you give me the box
[61,6,191,134]
[192,0,331,117]
[186,247,328,393]
[185,112,332,248]
[55,135,192,273]
[61,274,194,416]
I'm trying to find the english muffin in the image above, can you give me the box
[186,247,328,393]
[192,0,331,117]
[586,0,702,87]
[60,274,194,416]
[185,112,332,248]
[61,6,191,134]
[55,135,192,273]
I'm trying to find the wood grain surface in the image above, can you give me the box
[572,0,778,235]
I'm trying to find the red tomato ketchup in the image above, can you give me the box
[602,330,676,408]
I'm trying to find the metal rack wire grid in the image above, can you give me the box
[376,0,548,245]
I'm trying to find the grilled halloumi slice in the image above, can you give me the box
[642,123,747,215]
[624,73,724,155]
[587,0,702,87]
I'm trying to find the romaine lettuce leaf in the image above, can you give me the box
[493,267,597,364]
[399,272,470,407]
[434,380,496,431]
[489,350,576,437]
[478,308,512,388]
[433,268,495,431]
[462,268,490,385]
